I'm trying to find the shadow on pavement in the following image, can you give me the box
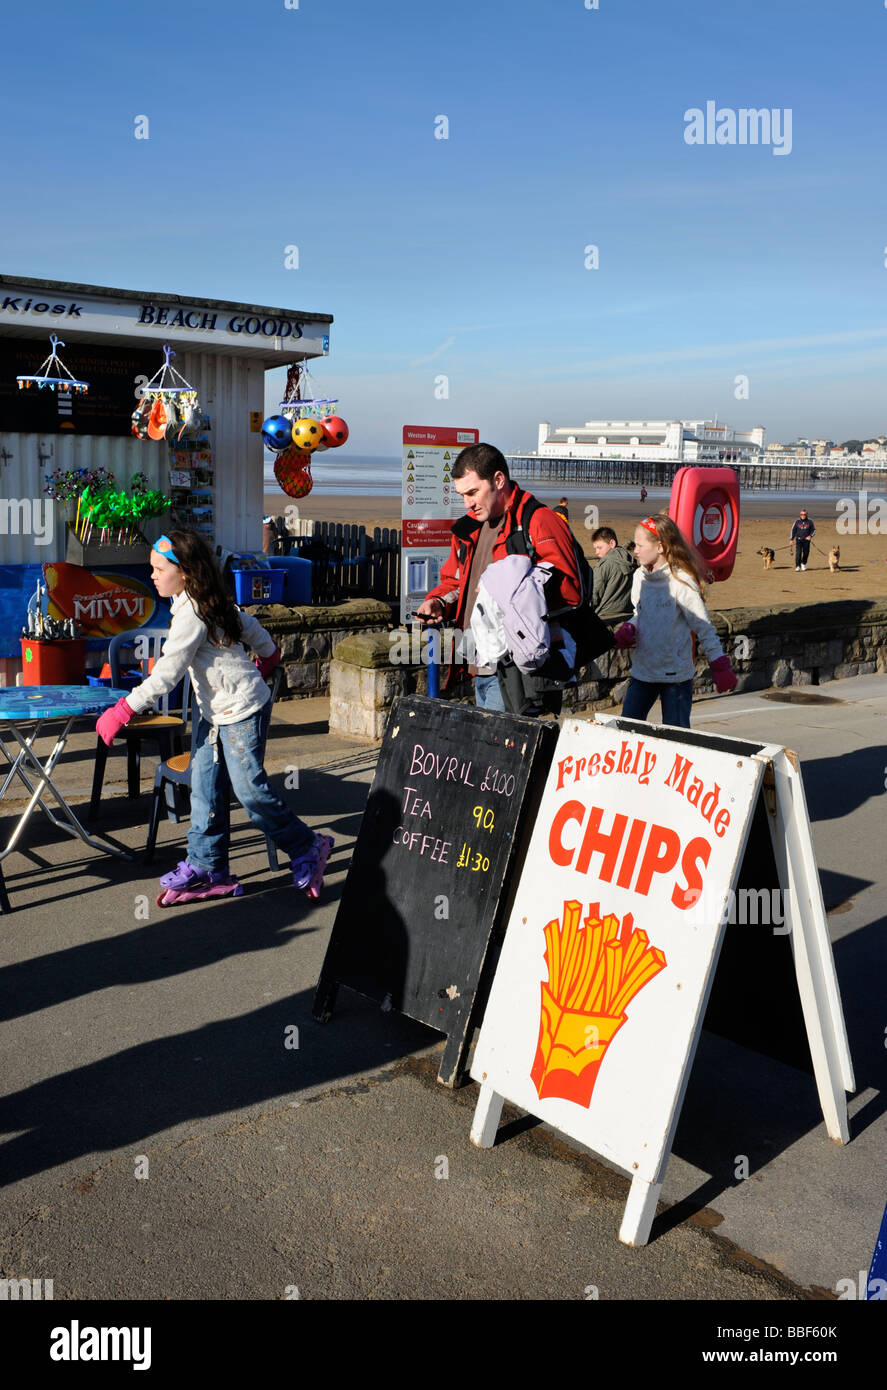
[0,986,436,1188]
[800,745,887,823]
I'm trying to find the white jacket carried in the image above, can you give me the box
[126,590,277,726]
[630,564,724,683]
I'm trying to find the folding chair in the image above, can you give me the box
[143,665,286,868]
[89,627,190,820]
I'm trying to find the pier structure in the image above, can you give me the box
[507,454,887,493]
[535,417,766,464]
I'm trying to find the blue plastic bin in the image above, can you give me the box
[267,556,313,605]
[231,569,286,605]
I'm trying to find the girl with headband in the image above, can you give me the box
[96,529,333,904]
[613,514,737,728]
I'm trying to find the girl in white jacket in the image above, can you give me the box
[614,515,737,728]
[96,530,333,903]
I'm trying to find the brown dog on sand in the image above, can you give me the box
[757,546,775,569]
[829,546,840,572]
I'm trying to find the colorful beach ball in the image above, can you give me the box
[262,415,294,452]
[291,417,325,453]
[321,415,349,448]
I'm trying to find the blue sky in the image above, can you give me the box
[2,0,886,452]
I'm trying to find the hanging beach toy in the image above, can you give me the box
[164,395,182,443]
[16,333,89,394]
[140,345,201,443]
[277,361,348,449]
[131,394,152,440]
[262,415,295,452]
[320,415,349,448]
[274,445,314,499]
[147,396,169,440]
[291,417,325,453]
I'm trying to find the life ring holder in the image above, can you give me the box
[669,467,741,581]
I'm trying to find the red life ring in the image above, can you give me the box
[668,466,740,581]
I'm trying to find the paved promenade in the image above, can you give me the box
[1,679,884,1314]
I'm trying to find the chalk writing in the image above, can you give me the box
[480,766,516,797]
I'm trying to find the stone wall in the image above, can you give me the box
[325,599,887,738]
[247,598,393,699]
[570,598,887,709]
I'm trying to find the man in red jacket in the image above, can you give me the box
[416,442,581,711]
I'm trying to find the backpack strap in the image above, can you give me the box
[505,489,543,564]
[506,490,593,612]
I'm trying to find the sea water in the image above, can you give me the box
[264,453,860,507]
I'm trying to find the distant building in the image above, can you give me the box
[534,418,765,463]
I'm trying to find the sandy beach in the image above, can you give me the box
[264,488,887,610]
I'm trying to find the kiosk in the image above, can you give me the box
[0,275,333,680]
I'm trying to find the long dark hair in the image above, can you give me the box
[169,529,243,646]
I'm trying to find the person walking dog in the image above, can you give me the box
[790,508,816,571]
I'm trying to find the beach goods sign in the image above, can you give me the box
[470,717,764,1232]
[313,695,557,1085]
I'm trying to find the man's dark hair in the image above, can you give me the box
[452,442,510,483]
[592,526,618,544]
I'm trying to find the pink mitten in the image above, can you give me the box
[614,622,637,649]
[711,655,738,693]
[96,696,134,746]
[255,643,281,679]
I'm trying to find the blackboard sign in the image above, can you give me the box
[0,336,160,436]
[313,695,558,1084]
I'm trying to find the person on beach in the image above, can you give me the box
[790,508,815,571]
[553,497,570,522]
[415,443,582,714]
[613,515,737,728]
[95,529,333,903]
[591,526,637,625]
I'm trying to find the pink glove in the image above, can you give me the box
[255,643,281,679]
[96,696,134,746]
[614,622,637,649]
[711,655,738,693]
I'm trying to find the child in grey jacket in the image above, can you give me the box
[96,530,333,903]
[614,515,737,728]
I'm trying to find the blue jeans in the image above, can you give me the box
[474,673,505,710]
[187,701,314,872]
[622,678,694,729]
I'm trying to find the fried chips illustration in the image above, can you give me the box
[531,902,666,1107]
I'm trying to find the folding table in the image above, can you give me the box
[0,685,134,911]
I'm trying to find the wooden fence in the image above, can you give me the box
[269,515,401,604]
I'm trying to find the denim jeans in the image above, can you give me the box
[622,677,694,729]
[474,673,505,711]
[187,701,314,871]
